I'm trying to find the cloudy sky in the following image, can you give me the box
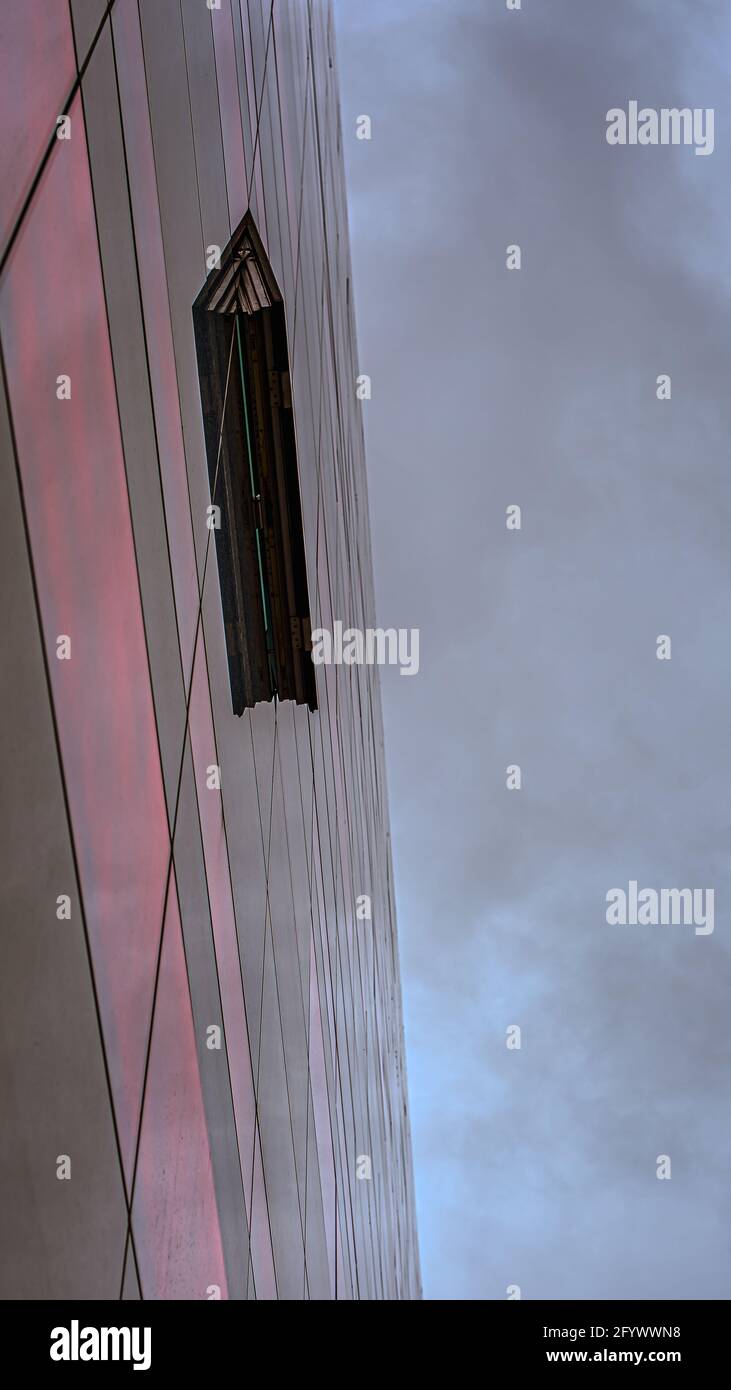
[334,0,731,1300]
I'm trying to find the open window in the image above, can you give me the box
[193,212,316,714]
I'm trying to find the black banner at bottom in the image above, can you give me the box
[0,1298,724,1375]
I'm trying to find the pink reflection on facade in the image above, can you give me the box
[112,0,277,1296]
[0,96,227,1292]
[0,99,166,1181]
[111,0,200,681]
[0,1,76,250]
[133,875,228,1299]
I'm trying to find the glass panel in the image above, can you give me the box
[255,931,305,1298]
[112,0,201,680]
[0,367,128,1300]
[186,618,276,1298]
[211,0,248,229]
[239,0,267,238]
[0,1,76,252]
[309,932,337,1297]
[130,877,228,1299]
[121,1258,142,1301]
[272,0,308,286]
[0,95,169,1184]
[79,21,186,816]
[249,1129,277,1300]
[172,739,251,1298]
[179,0,229,250]
[70,0,108,67]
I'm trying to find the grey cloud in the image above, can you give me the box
[335,0,731,1298]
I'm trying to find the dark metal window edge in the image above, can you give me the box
[193,211,317,714]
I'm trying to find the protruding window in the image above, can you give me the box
[193,212,316,713]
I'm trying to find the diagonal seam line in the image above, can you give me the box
[178,0,207,259]
[105,7,254,1293]
[118,318,237,1298]
[201,5,277,1301]
[0,0,119,281]
[0,327,142,1301]
[245,0,274,208]
[178,7,282,1300]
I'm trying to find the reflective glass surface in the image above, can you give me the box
[0,0,420,1300]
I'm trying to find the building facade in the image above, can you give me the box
[0,0,420,1300]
